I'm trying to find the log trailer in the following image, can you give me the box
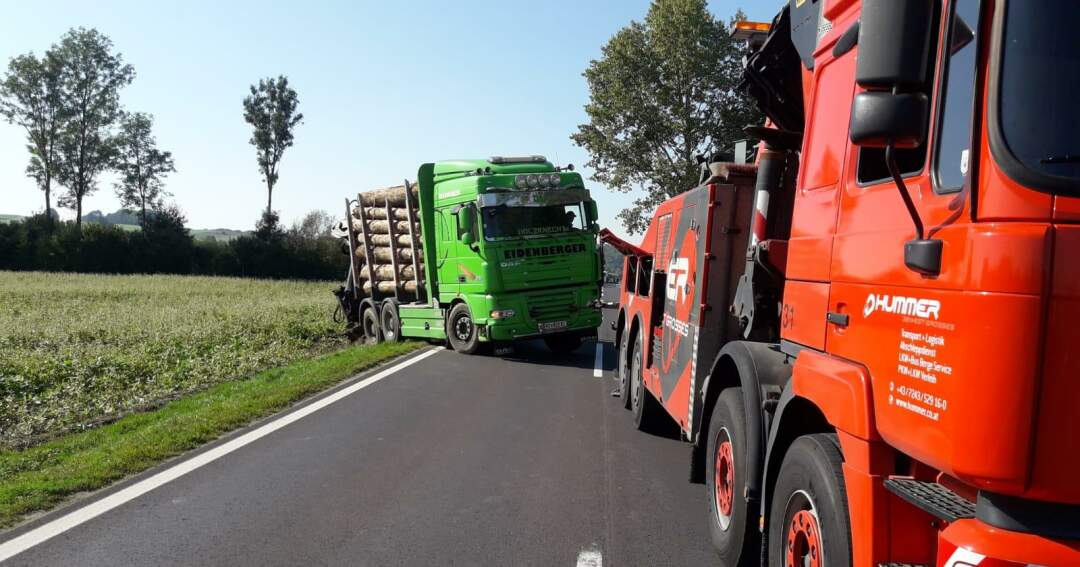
[334,157,604,354]
[606,0,1080,565]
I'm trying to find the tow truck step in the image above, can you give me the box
[884,478,975,523]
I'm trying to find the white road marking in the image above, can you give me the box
[0,347,444,564]
[576,546,603,567]
[593,343,604,378]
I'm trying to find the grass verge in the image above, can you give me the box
[0,341,423,529]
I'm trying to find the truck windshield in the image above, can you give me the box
[997,2,1080,184]
[482,203,586,240]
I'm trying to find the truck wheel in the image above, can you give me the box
[767,434,851,567]
[361,308,382,345]
[705,388,757,566]
[618,333,631,409]
[629,333,662,432]
[543,334,582,354]
[447,303,480,355]
[380,299,401,342]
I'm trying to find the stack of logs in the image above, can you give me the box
[347,183,424,298]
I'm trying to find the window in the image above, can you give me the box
[481,203,586,241]
[856,2,943,185]
[934,0,981,193]
[626,257,638,294]
[995,0,1080,189]
[637,257,653,298]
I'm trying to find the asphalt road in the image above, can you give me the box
[1,300,715,566]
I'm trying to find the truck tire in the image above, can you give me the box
[618,333,631,409]
[629,333,663,432]
[767,434,851,567]
[543,333,582,354]
[705,388,758,566]
[361,308,382,345]
[447,303,480,355]
[380,299,401,342]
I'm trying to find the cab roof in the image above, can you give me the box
[433,157,556,179]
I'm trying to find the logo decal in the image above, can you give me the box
[863,294,941,320]
[666,257,689,302]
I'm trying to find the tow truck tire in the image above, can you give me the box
[705,388,757,566]
[447,303,480,355]
[767,434,851,567]
[361,308,382,345]
[618,333,631,409]
[380,299,401,342]
[543,333,582,354]
[630,333,662,432]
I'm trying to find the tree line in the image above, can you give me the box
[1,27,321,279]
[0,208,347,281]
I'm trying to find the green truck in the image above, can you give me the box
[333,156,604,354]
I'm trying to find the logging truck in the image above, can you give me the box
[607,1,1080,565]
[334,156,604,354]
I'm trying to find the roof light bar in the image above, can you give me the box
[489,155,547,164]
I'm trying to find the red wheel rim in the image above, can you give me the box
[713,431,735,529]
[786,509,822,567]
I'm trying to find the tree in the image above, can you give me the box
[242,76,303,217]
[0,51,64,222]
[571,1,761,234]
[113,112,176,226]
[52,28,135,230]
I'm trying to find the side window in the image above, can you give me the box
[934,0,981,193]
[857,2,943,184]
[637,257,653,298]
[626,257,638,294]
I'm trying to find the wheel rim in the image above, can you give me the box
[382,311,396,339]
[630,347,642,410]
[713,428,735,530]
[784,491,823,567]
[363,312,379,342]
[453,313,472,342]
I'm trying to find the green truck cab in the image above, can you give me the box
[336,156,603,354]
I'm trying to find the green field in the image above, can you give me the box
[0,271,347,448]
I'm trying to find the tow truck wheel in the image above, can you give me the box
[705,388,757,566]
[629,333,662,432]
[380,299,401,342]
[361,308,382,345]
[543,333,582,354]
[447,303,480,355]
[617,333,631,409]
[767,434,851,567]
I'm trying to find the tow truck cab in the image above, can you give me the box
[612,1,1080,565]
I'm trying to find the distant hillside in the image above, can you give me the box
[191,228,249,242]
[1,212,249,241]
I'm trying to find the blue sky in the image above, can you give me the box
[0,0,776,237]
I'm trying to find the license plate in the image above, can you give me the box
[538,320,568,333]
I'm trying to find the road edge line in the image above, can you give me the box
[0,347,444,563]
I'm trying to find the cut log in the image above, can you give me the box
[358,184,419,207]
[363,233,422,248]
[357,264,418,281]
[358,204,416,220]
[354,246,422,263]
[354,219,420,235]
[362,280,420,294]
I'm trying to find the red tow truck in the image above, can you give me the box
[605,1,1080,565]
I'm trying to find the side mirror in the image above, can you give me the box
[849,92,929,149]
[856,0,934,88]
[456,204,477,245]
[850,0,941,276]
[585,201,600,233]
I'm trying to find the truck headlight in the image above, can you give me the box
[526,175,539,188]
[490,309,516,320]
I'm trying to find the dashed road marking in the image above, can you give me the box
[0,347,444,564]
[593,343,604,378]
[576,546,603,567]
